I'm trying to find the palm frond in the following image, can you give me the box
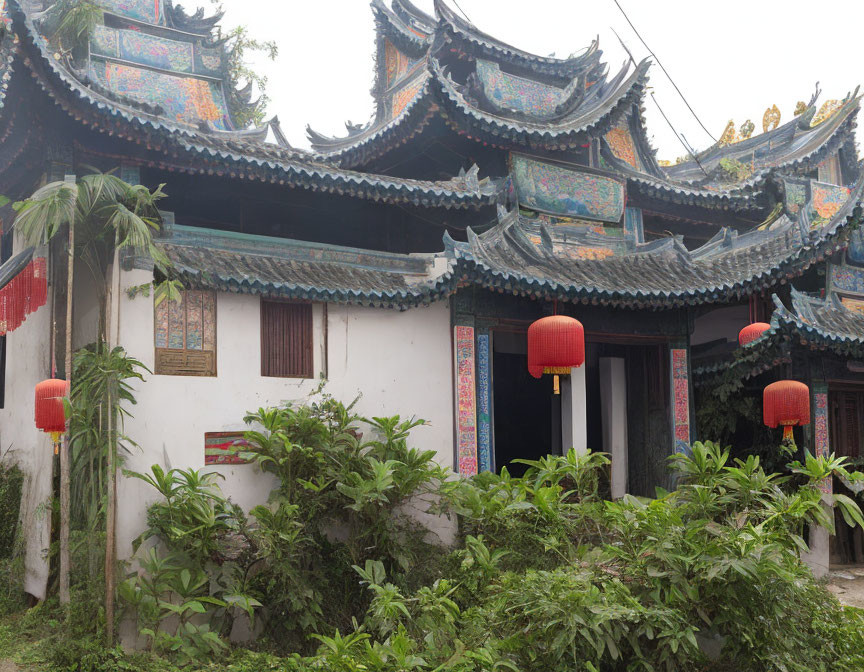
[13,181,78,246]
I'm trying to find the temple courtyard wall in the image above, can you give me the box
[112,265,457,560]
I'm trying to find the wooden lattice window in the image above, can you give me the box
[829,390,864,458]
[154,290,216,376]
[261,300,313,378]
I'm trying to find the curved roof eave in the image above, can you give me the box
[8,1,496,209]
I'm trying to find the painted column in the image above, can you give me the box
[670,345,692,454]
[453,325,478,476]
[475,331,493,473]
[600,357,628,498]
[561,365,588,454]
[802,381,831,578]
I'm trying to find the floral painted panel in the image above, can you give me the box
[89,59,231,130]
[99,0,164,24]
[810,181,850,227]
[783,178,807,216]
[384,41,422,88]
[454,325,478,476]
[671,348,690,449]
[476,59,568,117]
[511,154,626,223]
[605,122,639,169]
[388,75,425,119]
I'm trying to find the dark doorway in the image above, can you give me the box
[492,331,560,476]
[829,387,864,565]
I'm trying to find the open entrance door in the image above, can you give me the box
[491,330,560,476]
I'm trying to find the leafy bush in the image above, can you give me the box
[111,398,864,671]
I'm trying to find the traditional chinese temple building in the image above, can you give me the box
[1,0,864,595]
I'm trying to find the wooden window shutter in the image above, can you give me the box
[154,290,217,376]
[261,300,313,378]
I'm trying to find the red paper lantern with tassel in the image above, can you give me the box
[739,322,771,346]
[763,380,810,444]
[35,379,69,452]
[527,315,585,394]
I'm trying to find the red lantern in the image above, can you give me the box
[35,379,69,450]
[739,322,770,346]
[527,315,585,394]
[763,380,810,444]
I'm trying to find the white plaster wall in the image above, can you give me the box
[0,239,53,600]
[691,305,750,346]
[114,268,455,559]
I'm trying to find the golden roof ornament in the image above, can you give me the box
[739,120,754,140]
[794,101,807,116]
[718,120,737,147]
[811,99,841,127]
[657,159,672,167]
[762,105,781,132]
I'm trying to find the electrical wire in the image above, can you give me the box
[451,0,472,23]
[650,93,709,177]
[611,0,717,143]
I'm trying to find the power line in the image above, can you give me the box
[650,92,709,177]
[451,0,472,24]
[611,0,717,143]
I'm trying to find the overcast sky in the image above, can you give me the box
[217,0,863,161]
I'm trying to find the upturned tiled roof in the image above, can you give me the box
[443,174,864,309]
[157,225,458,309]
[4,0,499,210]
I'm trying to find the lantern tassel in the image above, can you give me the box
[553,374,560,395]
[782,424,794,445]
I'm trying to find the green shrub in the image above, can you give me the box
[116,399,864,671]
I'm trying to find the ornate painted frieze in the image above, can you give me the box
[91,25,195,74]
[671,348,691,451]
[454,325,478,476]
[510,154,626,223]
[98,0,164,24]
[89,59,232,129]
[475,59,572,117]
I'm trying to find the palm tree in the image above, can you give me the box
[14,172,166,639]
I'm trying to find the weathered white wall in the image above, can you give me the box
[0,239,53,600]
[113,267,455,559]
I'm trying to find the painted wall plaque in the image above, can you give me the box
[511,154,625,223]
[671,348,691,451]
[813,385,832,495]
[204,431,250,465]
[454,325,478,476]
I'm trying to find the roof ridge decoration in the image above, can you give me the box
[666,94,861,189]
